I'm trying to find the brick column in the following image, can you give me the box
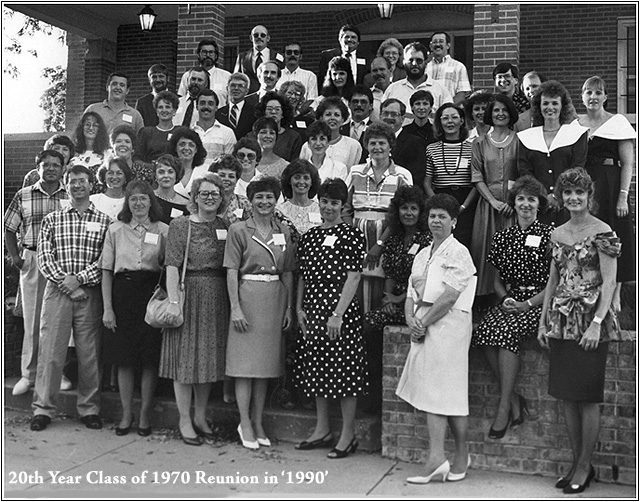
[65,33,87,131]
[83,38,117,108]
[472,4,520,90]
[177,4,226,79]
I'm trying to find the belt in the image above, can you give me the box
[518,286,538,291]
[355,211,386,220]
[435,185,471,191]
[24,246,37,251]
[242,274,280,282]
[115,270,161,282]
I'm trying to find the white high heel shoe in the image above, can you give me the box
[407,460,450,484]
[447,456,471,481]
[237,424,259,450]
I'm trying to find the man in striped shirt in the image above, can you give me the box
[4,150,68,396]
[31,165,111,432]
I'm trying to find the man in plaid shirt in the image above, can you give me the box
[30,165,111,432]
[4,150,68,396]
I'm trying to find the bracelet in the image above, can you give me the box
[169,301,179,304]
[592,315,603,324]
[331,311,343,318]
[526,299,533,308]
[620,189,629,194]
[460,204,466,211]
[499,294,509,304]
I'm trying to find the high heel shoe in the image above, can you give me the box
[193,422,216,441]
[488,412,512,439]
[562,465,596,494]
[295,431,333,450]
[327,436,358,459]
[447,456,471,482]
[237,424,259,450]
[115,415,134,436]
[180,432,203,446]
[407,460,450,484]
[511,394,530,428]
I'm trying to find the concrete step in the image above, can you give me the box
[4,377,381,451]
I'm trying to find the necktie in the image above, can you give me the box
[230,104,239,128]
[255,51,263,72]
[352,121,364,140]
[182,98,195,127]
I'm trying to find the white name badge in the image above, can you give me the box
[525,235,542,247]
[458,158,469,170]
[296,120,307,129]
[234,208,244,218]
[308,212,322,223]
[356,58,366,66]
[59,200,70,209]
[170,208,183,218]
[144,232,159,245]
[86,222,101,232]
[275,53,284,63]
[273,233,286,246]
[122,114,133,123]
[167,133,172,141]
[408,243,420,255]
[322,235,337,247]
[507,180,515,190]
[216,229,227,240]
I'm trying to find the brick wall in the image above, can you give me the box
[83,38,117,109]
[65,33,87,131]
[382,326,637,485]
[176,5,226,79]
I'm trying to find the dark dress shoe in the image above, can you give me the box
[180,433,203,446]
[31,415,51,431]
[295,432,333,450]
[192,423,216,441]
[115,417,134,436]
[80,414,103,430]
[137,426,152,437]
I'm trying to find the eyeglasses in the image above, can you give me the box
[199,50,216,56]
[229,83,247,89]
[252,33,267,39]
[236,152,257,161]
[265,106,282,113]
[129,195,150,203]
[198,191,221,200]
[381,111,401,118]
[285,49,300,55]
[67,179,90,186]
[285,90,303,98]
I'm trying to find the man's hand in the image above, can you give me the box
[60,275,81,295]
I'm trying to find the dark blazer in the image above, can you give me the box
[135,93,158,127]
[216,101,257,141]
[317,48,369,89]
[339,119,371,164]
[393,129,428,189]
[235,49,284,94]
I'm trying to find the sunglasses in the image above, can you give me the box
[285,49,300,56]
[236,152,257,161]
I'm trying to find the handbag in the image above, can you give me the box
[145,219,192,329]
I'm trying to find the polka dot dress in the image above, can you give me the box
[295,222,368,398]
[472,220,553,355]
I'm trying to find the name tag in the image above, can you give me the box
[356,58,366,66]
[234,208,244,218]
[507,180,515,190]
[458,158,469,170]
[525,235,542,247]
[167,133,172,141]
[144,232,159,245]
[308,212,322,224]
[170,208,183,218]
[322,235,337,247]
[408,243,420,255]
[275,53,284,63]
[122,114,133,123]
[59,200,70,209]
[296,120,307,129]
[273,233,286,246]
[86,222,101,233]
[216,229,227,240]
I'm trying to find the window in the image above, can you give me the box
[617,17,636,122]
[224,37,239,73]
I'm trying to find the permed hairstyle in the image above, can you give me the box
[280,159,321,200]
[553,167,595,210]
[506,175,548,211]
[321,56,355,99]
[316,96,350,121]
[257,91,294,127]
[246,176,281,202]
[317,178,349,204]
[425,193,460,219]
[463,90,493,123]
[168,127,207,167]
[117,180,163,223]
[483,94,519,127]
[44,134,76,160]
[153,90,180,110]
[530,80,577,126]
[363,122,397,150]
[386,185,429,235]
[188,172,226,215]
[209,154,243,179]
[110,125,137,151]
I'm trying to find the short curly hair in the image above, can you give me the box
[531,80,577,126]
[433,103,468,141]
[507,175,548,211]
[209,154,243,179]
[363,121,397,150]
[233,137,262,164]
[154,154,183,181]
[386,185,428,235]
[110,125,137,151]
[153,90,180,110]
[280,159,321,200]
[257,91,294,128]
[316,96,349,121]
[247,176,281,202]
[168,127,207,167]
[483,94,519,127]
[97,156,133,189]
[307,120,331,139]
[554,167,595,210]
[252,116,280,139]
[317,178,348,204]
[188,172,225,214]
[463,90,493,124]
[425,193,460,219]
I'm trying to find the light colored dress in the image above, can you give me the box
[89,193,125,221]
[396,234,476,416]
[276,199,321,235]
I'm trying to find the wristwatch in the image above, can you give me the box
[376,239,384,247]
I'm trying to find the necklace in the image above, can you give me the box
[488,130,511,146]
[155,191,176,202]
[440,141,464,176]
[156,124,175,132]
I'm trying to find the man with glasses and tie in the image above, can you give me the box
[216,73,258,141]
[234,25,284,95]
[178,39,231,105]
[318,24,369,89]
[276,41,318,100]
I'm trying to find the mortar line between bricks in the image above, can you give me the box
[366,459,399,496]
[22,437,140,491]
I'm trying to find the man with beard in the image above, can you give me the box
[382,42,452,125]
[493,62,530,114]
[426,32,471,105]
[318,24,368,88]
[246,60,281,102]
[136,64,169,127]
[234,25,284,95]
[369,57,392,121]
[178,39,231,105]
[380,98,428,188]
[340,85,374,163]
[276,42,318,100]
[193,89,236,166]
[216,73,257,140]
[174,67,210,128]
[85,72,144,134]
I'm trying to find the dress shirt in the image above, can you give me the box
[37,202,111,286]
[174,95,199,129]
[276,67,319,100]
[4,181,68,248]
[101,220,169,273]
[382,78,453,125]
[178,67,231,105]
[84,100,144,134]
[193,121,237,165]
[343,51,358,84]
[426,55,472,97]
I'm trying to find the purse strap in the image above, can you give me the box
[179,218,192,290]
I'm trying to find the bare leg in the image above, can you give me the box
[561,400,582,480]
[570,402,601,485]
[235,377,256,442]
[447,415,469,473]
[173,381,197,437]
[612,283,622,312]
[424,412,448,473]
[493,348,521,430]
[117,366,135,428]
[334,396,357,450]
[193,382,213,433]
[250,378,269,439]
[305,397,331,442]
[224,376,235,403]
[138,367,157,429]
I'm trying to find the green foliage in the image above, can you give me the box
[40,66,66,132]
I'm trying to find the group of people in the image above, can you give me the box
[4,22,634,492]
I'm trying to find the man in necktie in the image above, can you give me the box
[234,25,284,95]
[215,73,258,140]
[340,85,374,163]
[318,24,368,89]
[175,67,209,128]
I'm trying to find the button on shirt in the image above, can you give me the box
[84,100,144,134]
[4,181,68,248]
[37,203,111,286]
[100,220,169,273]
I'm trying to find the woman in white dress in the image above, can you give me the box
[90,157,133,221]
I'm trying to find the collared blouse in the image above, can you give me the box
[101,220,169,273]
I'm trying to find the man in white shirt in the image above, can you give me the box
[426,32,471,105]
[234,25,284,94]
[177,39,230,105]
[276,41,318,100]
[193,89,236,167]
[369,57,392,121]
[382,42,452,125]
[174,67,209,129]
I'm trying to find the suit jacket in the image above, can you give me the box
[393,129,428,189]
[317,48,369,89]
[235,48,284,94]
[135,93,158,127]
[216,101,257,141]
[339,119,371,164]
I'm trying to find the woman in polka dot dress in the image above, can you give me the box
[294,178,367,459]
[472,175,553,439]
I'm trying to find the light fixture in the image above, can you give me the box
[138,5,157,31]
[378,3,394,20]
